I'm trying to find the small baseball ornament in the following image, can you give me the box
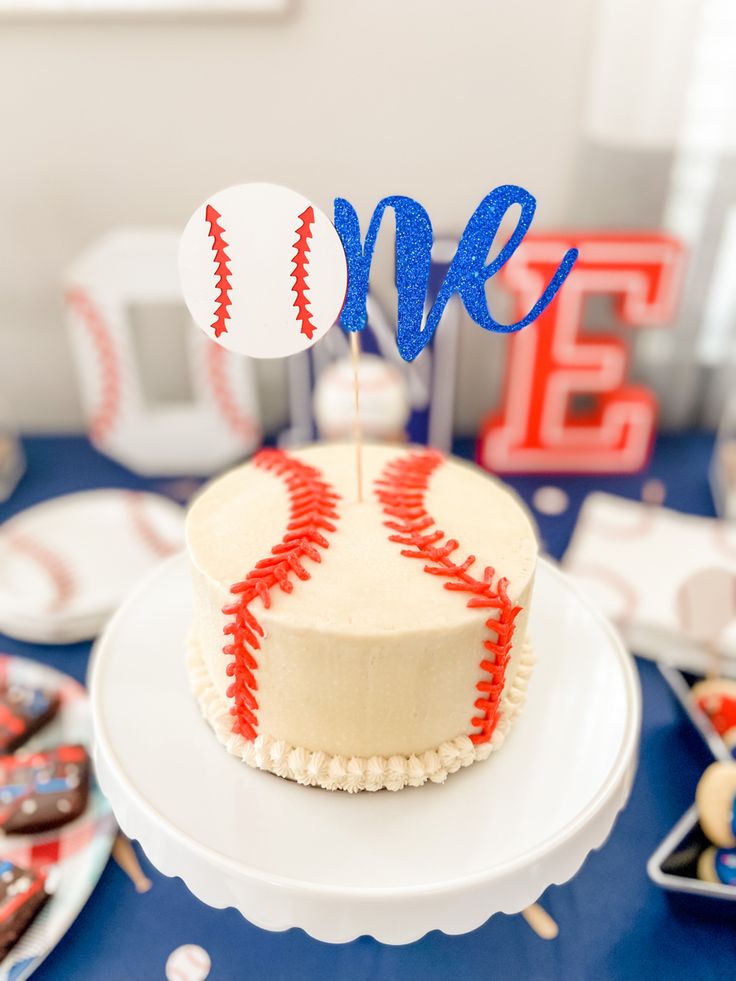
[179,183,348,359]
[313,354,410,442]
[165,944,211,981]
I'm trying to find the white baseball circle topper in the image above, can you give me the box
[179,182,348,359]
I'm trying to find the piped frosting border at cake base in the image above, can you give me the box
[187,632,535,793]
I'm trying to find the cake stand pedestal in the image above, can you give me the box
[90,555,640,945]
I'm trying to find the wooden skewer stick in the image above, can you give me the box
[112,832,152,893]
[521,902,559,940]
[350,330,364,503]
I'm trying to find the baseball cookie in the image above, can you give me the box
[696,760,736,848]
[697,845,736,885]
[691,678,736,753]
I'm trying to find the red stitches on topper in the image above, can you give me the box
[66,288,120,444]
[222,449,340,740]
[205,204,232,338]
[291,206,317,340]
[375,450,522,745]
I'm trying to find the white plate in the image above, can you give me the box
[0,490,184,643]
[91,555,641,945]
[0,654,116,980]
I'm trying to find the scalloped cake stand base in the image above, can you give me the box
[90,555,640,945]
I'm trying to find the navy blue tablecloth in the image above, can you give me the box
[2,434,735,981]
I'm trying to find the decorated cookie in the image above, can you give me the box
[697,845,736,886]
[696,760,736,848]
[0,745,90,835]
[691,678,736,754]
[0,685,59,754]
[0,859,48,961]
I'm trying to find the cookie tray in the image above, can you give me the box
[657,664,733,763]
[647,805,736,918]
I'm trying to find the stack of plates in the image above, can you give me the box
[0,490,185,644]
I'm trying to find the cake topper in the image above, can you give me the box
[180,181,577,363]
[179,181,578,500]
[335,185,578,361]
[179,183,348,359]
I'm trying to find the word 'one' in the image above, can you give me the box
[334,184,578,362]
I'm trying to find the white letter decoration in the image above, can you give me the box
[66,229,261,476]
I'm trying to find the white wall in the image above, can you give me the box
[0,0,594,434]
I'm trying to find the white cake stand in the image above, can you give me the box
[90,555,640,945]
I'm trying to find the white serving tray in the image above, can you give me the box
[90,555,640,945]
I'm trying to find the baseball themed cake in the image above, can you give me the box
[186,442,537,792]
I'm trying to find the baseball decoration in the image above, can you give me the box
[313,353,410,442]
[179,183,348,359]
[66,229,261,476]
[480,232,684,474]
[691,678,736,756]
[165,944,211,981]
[563,491,736,674]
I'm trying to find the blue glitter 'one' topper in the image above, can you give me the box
[334,185,578,363]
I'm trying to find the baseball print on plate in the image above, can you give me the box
[179,183,348,359]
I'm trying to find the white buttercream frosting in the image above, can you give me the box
[187,631,535,792]
[186,444,537,762]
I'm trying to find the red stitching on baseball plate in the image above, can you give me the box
[205,204,232,338]
[66,288,120,445]
[291,206,317,340]
[222,449,340,740]
[205,342,260,443]
[5,534,75,613]
[375,450,522,745]
[125,493,179,558]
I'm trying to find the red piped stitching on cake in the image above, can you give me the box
[291,206,317,340]
[375,450,522,745]
[205,204,232,338]
[222,449,340,740]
